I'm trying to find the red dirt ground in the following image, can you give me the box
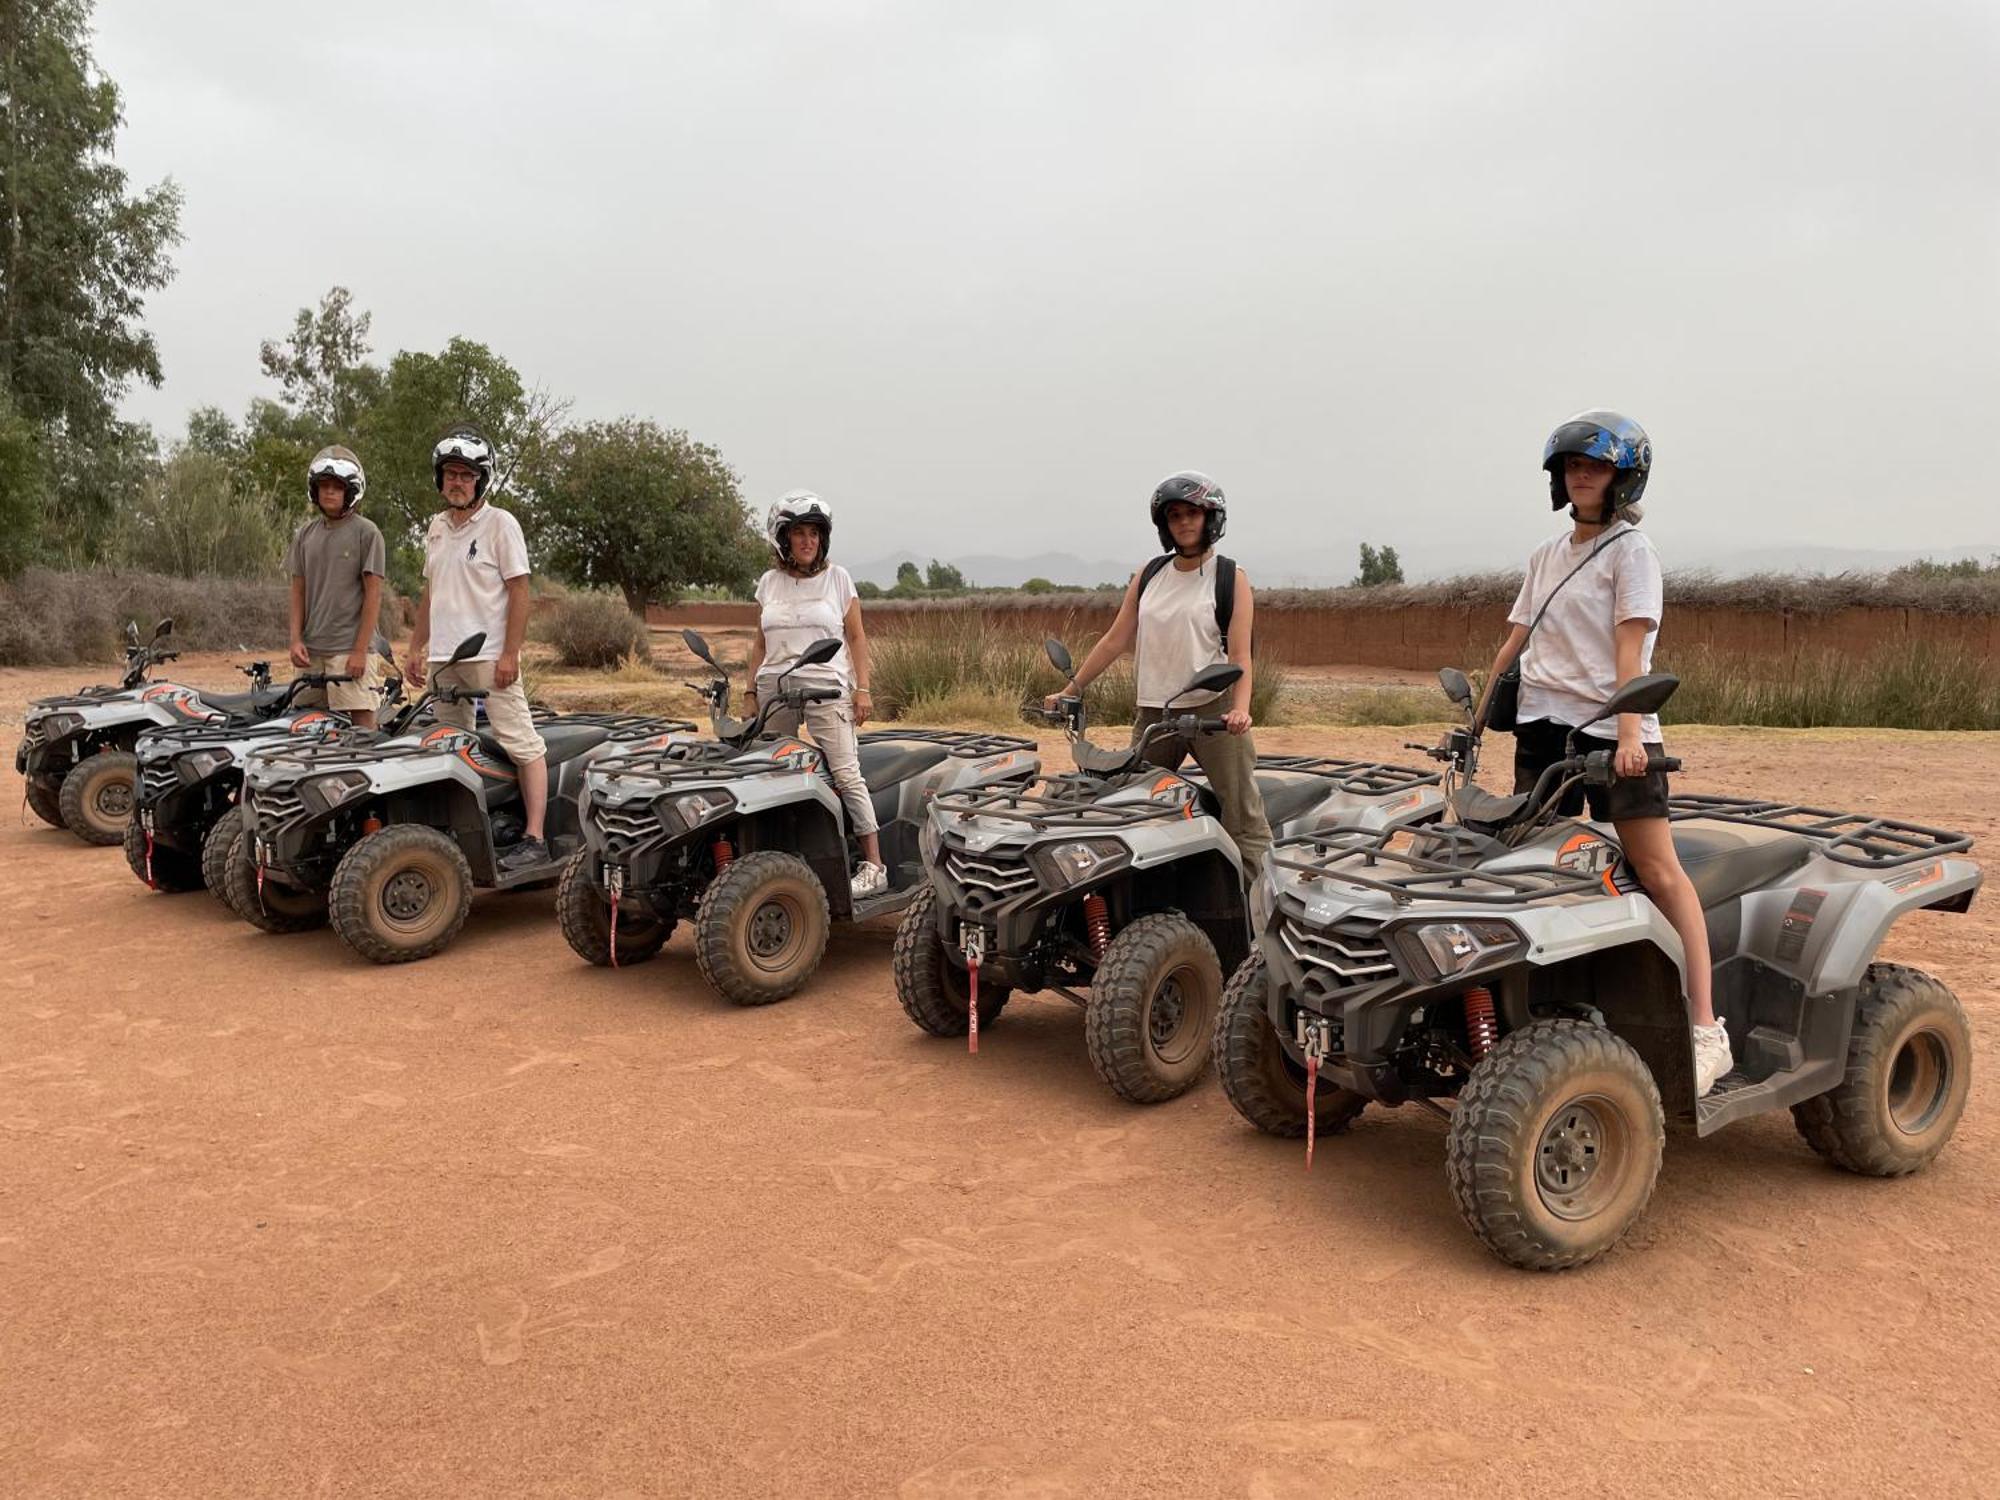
[4,656,1996,1497]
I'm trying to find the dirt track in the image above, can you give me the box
[4,657,1997,1497]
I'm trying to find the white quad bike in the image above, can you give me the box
[1218,668,1982,1271]
[226,634,699,963]
[893,639,1446,1104]
[562,630,1041,1005]
[16,618,294,845]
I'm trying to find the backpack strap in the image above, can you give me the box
[1138,552,1240,644]
[1137,553,1174,595]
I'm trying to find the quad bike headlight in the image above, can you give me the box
[918,814,942,867]
[40,712,83,740]
[181,747,235,782]
[1395,919,1524,981]
[1029,837,1130,890]
[665,788,736,832]
[1248,869,1277,933]
[299,769,372,814]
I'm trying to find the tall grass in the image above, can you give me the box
[1657,642,2000,731]
[871,614,1287,725]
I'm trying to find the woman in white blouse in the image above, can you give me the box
[744,490,885,898]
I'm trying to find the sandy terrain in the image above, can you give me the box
[3,654,1996,1497]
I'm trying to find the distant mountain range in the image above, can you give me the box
[850,541,2000,590]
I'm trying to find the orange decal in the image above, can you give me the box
[457,746,517,782]
[291,712,331,732]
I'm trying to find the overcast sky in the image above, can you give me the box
[95,1,1999,582]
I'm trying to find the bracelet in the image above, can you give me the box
[855,686,873,697]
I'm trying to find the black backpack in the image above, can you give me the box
[1137,552,1239,644]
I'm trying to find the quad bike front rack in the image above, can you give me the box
[1268,824,1605,907]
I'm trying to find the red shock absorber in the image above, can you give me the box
[1082,893,1111,959]
[712,838,734,870]
[1463,985,1498,1062]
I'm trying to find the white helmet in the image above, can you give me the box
[767,489,833,572]
[307,445,366,514]
[432,425,496,506]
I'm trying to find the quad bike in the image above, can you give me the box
[1218,667,1981,1271]
[894,639,1446,1103]
[16,618,296,845]
[561,629,1040,1005]
[125,641,413,901]
[225,633,699,963]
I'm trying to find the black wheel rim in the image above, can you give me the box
[1534,1094,1632,1222]
[98,778,133,819]
[382,868,435,924]
[1147,964,1207,1066]
[746,894,803,971]
[1887,1029,1952,1135]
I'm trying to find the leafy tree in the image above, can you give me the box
[115,448,288,579]
[0,390,45,575]
[925,558,965,592]
[531,418,758,611]
[35,418,159,566]
[1352,542,1404,587]
[1,0,183,562]
[258,286,380,432]
[854,578,883,600]
[894,561,921,589]
[1020,576,1056,595]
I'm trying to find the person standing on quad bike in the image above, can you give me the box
[286,446,387,729]
[1473,409,1733,1094]
[1043,470,1272,871]
[743,490,888,900]
[405,424,551,875]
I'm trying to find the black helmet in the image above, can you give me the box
[1149,470,1226,552]
[432,424,496,505]
[1542,410,1652,513]
[307,445,366,514]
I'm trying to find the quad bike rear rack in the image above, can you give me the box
[930,781,1202,833]
[588,751,801,788]
[256,714,698,773]
[1668,794,1974,868]
[856,728,1037,758]
[1214,754,1442,795]
[1269,824,1604,907]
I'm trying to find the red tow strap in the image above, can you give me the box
[967,953,980,1055]
[144,826,157,890]
[1305,1054,1319,1171]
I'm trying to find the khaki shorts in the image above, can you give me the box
[298,649,385,714]
[429,659,547,765]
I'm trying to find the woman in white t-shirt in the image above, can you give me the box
[745,490,886,898]
[1474,410,1731,1096]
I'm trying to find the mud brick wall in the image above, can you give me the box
[648,600,1999,670]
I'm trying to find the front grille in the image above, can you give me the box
[593,799,668,857]
[140,761,179,804]
[1278,915,1397,1002]
[944,846,1036,916]
[22,721,46,753]
[247,783,308,838]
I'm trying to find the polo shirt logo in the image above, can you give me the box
[468,538,479,560]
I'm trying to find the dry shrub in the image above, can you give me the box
[536,591,653,670]
[0,568,292,667]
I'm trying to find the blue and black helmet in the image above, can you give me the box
[1542,410,1652,513]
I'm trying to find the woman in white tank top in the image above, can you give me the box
[1042,470,1272,873]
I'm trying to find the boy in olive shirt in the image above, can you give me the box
[286,445,387,727]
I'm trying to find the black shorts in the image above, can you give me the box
[1512,718,1671,823]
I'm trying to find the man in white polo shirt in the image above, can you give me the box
[406,424,550,873]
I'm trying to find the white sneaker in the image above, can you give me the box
[1693,1021,1734,1097]
[850,861,889,899]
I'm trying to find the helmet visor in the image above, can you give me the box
[1543,421,1639,470]
[434,436,492,467]
[309,458,362,482]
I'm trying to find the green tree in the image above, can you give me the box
[257,285,380,432]
[925,558,965,592]
[531,418,758,611]
[1020,576,1056,595]
[895,561,921,589]
[0,390,45,575]
[116,448,288,579]
[0,0,184,561]
[1352,542,1404,587]
[854,578,883,600]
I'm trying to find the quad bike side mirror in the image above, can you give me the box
[152,618,174,641]
[796,636,843,669]
[1171,662,1243,705]
[125,620,141,647]
[682,628,720,670]
[1045,638,1075,677]
[446,632,487,665]
[1438,667,1474,709]
[1595,672,1679,722]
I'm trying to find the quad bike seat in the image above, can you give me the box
[1452,784,1530,829]
[200,685,288,718]
[1254,774,1334,829]
[1072,740,1144,777]
[1669,822,1815,909]
[855,740,950,791]
[530,722,613,769]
